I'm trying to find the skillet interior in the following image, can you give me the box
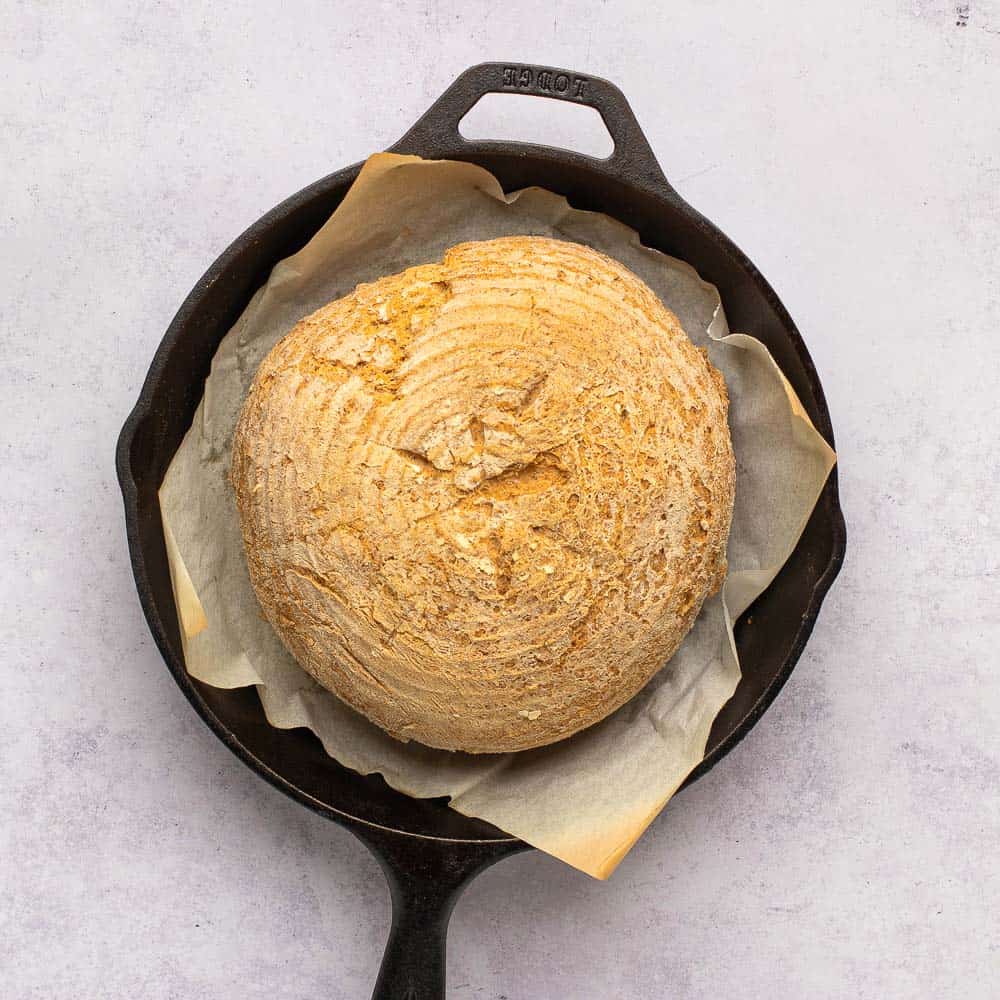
[118,121,844,847]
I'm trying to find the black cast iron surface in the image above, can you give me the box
[117,62,846,1000]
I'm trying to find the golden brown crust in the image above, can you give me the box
[230,237,735,753]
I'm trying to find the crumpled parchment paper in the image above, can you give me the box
[159,153,835,879]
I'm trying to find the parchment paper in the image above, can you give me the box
[159,154,835,879]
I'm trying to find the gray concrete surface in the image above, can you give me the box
[3,2,998,997]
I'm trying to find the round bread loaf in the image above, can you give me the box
[231,236,734,753]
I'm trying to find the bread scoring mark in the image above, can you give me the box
[516,371,549,411]
[388,446,449,477]
[474,451,569,499]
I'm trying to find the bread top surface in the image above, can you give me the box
[230,236,734,753]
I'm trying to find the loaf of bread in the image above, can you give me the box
[230,236,734,753]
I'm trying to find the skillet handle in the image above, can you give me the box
[391,61,673,195]
[351,827,527,1000]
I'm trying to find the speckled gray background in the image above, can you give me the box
[3,2,998,998]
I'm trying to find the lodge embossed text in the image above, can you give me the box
[501,66,588,98]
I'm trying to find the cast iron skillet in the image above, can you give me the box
[117,63,846,999]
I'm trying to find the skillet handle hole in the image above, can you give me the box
[458,93,615,160]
